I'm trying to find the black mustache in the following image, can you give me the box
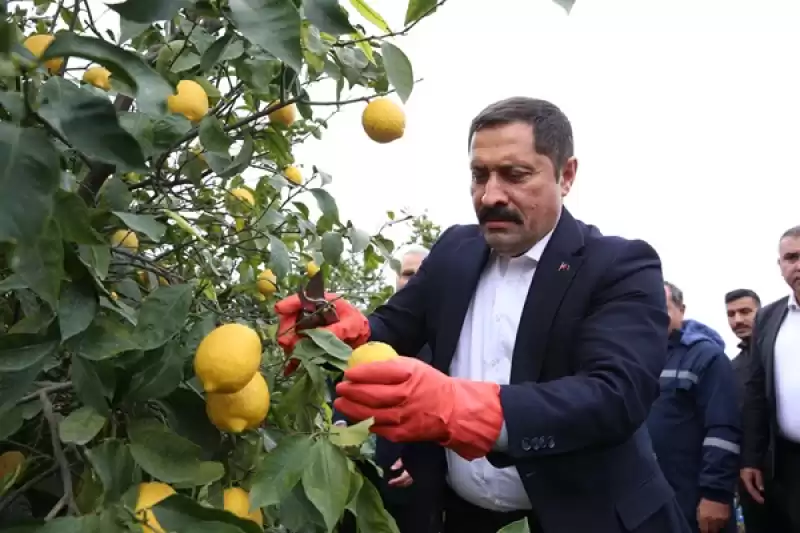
[478,205,523,225]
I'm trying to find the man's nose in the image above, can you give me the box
[480,175,509,206]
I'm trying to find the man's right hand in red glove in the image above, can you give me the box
[273,293,370,354]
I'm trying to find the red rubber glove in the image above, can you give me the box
[334,357,503,461]
[274,293,370,374]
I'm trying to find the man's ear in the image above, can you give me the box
[560,157,578,197]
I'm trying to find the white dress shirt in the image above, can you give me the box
[774,293,800,442]
[446,229,555,512]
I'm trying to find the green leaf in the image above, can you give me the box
[218,133,254,178]
[53,191,103,244]
[41,33,173,115]
[71,355,114,416]
[128,418,225,486]
[126,340,185,402]
[498,519,531,533]
[153,494,263,533]
[381,42,414,103]
[38,78,146,171]
[404,0,438,25]
[198,116,232,154]
[67,315,138,360]
[349,478,400,533]
[0,404,24,441]
[113,212,167,242]
[85,439,139,504]
[321,231,344,265]
[552,0,576,14]
[0,335,58,372]
[108,0,192,24]
[0,91,25,122]
[329,417,374,448]
[133,285,193,351]
[347,227,370,253]
[78,245,111,281]
[0,357,47,415]
[199,33,233,73]
[12,218,64,308]
[309,188,339,220]
[250,434,315,508]
[303,328,352,361]
[0,123,60,245]
[59,405,107,445]
[302,438,351,531]
[268,235,291,279]
[304,0,355,36]
[229,0,303,72]
[349,0,391,32]
[58,280,98,341]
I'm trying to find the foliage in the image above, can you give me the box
[0,0,449,530]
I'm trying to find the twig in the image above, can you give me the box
[39,391,79,516]
[18,381,72,404]
[44,493,68,521]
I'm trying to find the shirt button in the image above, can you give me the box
[521,437,532,451]
[547,436,555,449]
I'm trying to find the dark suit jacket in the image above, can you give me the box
[367,209,688,533]
[742,296,789,477]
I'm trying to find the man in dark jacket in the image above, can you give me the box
[647,282,741,533]
[724,288,766,533]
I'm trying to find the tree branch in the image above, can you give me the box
[39,391,78,516]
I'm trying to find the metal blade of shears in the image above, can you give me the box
[295,270,339,332]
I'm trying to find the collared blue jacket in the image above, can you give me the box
[647,319,741,529]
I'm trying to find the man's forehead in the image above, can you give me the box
[780,236,800,254]
[401,253,425,268]
[727,298,756,310]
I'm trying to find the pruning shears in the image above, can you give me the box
[294,270,339,332]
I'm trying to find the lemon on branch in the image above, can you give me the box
[23,34,62,73]
[206,372,270,433]
[284,166,303,186]
[256,269,277,296]
[223,487,263,526]
[0,451,25,480]
[110,229,139,253]
[194,323,262,393]
[168,80,209,122]
[348,341,398,369]
[362,98,406,144]
[306,261,320,277]
[135,482,175,533]
[83,66,111,90]
[268,102,297,127]
[230,188,255,209]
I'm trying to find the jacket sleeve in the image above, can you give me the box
[742,310,770,469]
[492,239,669,461]
[695,349,742,503]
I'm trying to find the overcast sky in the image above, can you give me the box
[65,0,800,354]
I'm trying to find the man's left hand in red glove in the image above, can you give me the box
[333,356,504,461]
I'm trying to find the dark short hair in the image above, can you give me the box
[468,97,574,174]
[725,289,761,306]
[664,281,684,307]
[781,225,800,240]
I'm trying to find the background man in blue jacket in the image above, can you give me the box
[647,282,741,533]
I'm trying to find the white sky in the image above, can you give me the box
[45,0,800,355]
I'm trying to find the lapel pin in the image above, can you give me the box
[558,262,570,272]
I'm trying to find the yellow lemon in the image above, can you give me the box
[284,166,302,186]
[206,372,270,433]
[306,261,320,277]
[254,292,266,303]
[223,487,264,526]
[83,66,111,90]
[268,102,297,127]
[362,98,406,144]
[194,323,262,393]
[135,482,175,533]
[348,341,398,369]
[110,291,119,301]
[158,276,169,287]
[167,80,209,122]
[230,188,255,208]
[0,451,26,480]
[256,269,277,296]
[111,229,139,253]
[24,34,62,73]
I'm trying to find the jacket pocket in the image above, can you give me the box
[615,474,673,531]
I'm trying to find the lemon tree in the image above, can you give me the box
[0,0,453,530]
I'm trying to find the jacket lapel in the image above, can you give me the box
[762,298,788,400]
[434,235,490,374]
[510,210,586,383]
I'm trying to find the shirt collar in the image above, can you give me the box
[496,211,560,267]
[789,293,800,311]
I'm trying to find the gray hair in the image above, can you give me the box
[399,245,429,261]
[781,225,800,241]
[664,281,684,307]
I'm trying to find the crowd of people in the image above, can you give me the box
[295,96,800,533]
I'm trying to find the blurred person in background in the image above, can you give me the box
[647,282,741,533]
[724,289,767,533]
